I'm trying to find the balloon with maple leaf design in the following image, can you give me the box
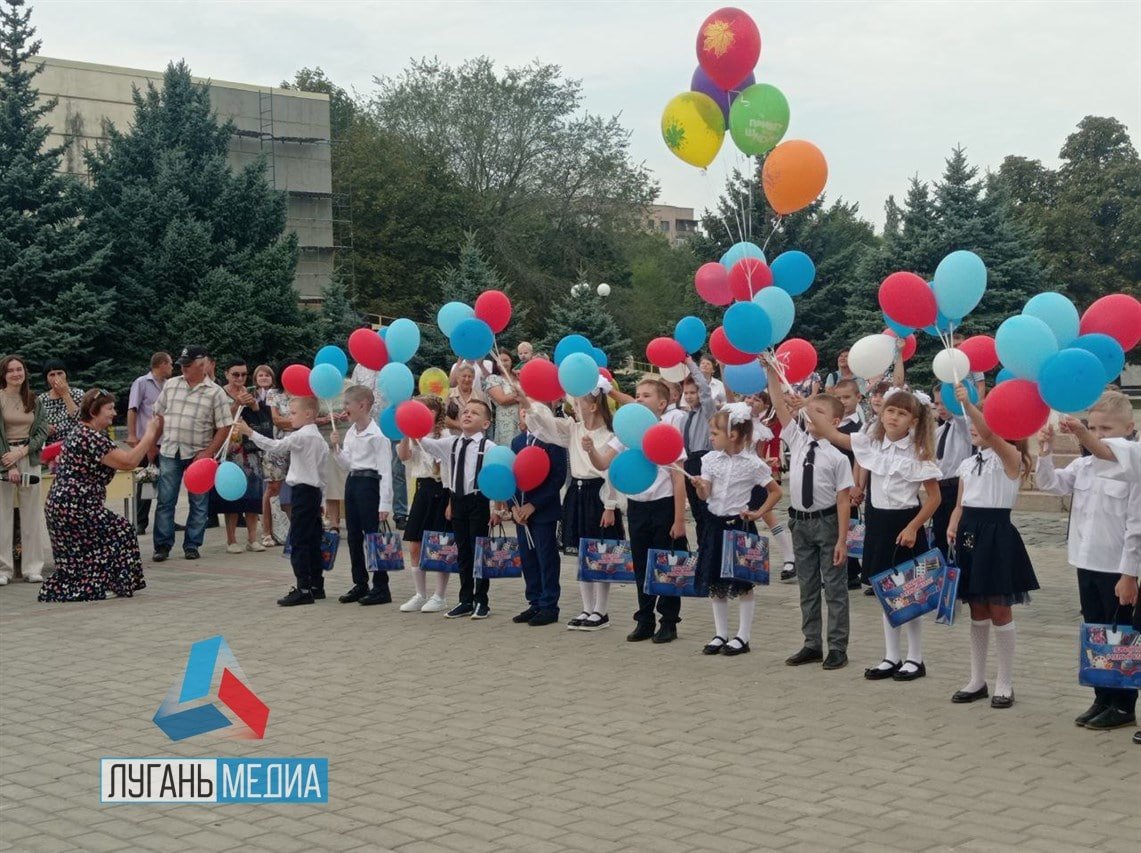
[661,92,725,169]
[695,7,762,90]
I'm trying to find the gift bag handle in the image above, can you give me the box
[380,519,393,535]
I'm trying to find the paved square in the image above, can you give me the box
[1,507,1137,852]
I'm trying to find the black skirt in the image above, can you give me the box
[697,514,757,599]
[562,477,625,545]
[862,505,929,582]
[404,477,452,543]
[955,507,1038,605]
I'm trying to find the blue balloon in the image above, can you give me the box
[378,362,414,405]
[770,250,815,296]
[558,352,600,397]
[309,363,344,399]
[995,368,1015,385]
[923,307,956,337]
[674,315,707,354]
[449,317,494,360]
[609,449,658,495]
[753,287,795,343]
[215,461,248,501]
[477,464,516,501]
[314,345,348,376]
[882,313,914,338]
[933,250,987,320]
[1022,292,1080,347]
[554,334,593,365]
[1072,333,1125,383]
[377,326,387,339]
[938,381,978,417]
[720,241,766,271]
[723,301,772,354]
[385,318,421,363]
[591,347,609,368]
[1038,348,1106,413]
[723,361,767,395]
[378,406,404,441]
[995,315,1058,381]
[613,403,658,449]
[437,301,474,336]
[484,445,517,468]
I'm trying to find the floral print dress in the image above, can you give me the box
[39,425,145,601]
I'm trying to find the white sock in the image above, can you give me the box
[412,567,427,597]
[994,622,1016,698]
[578,580,594,614]
[435,573,449,597]
[768,522,794,567]
[963,619,991,692]
[737,593,756,644]
[878,614,901,669]
[711,597,729,641]
[593,582,610,616]
[899,619,924,672]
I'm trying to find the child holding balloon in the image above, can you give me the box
[397,397,452,613]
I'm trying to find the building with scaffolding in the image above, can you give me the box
[35,57,343,302]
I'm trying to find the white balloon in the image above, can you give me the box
[932,348,971,384]
[659,363,688,383]
[848,334,896,380]
[597,283,611,297]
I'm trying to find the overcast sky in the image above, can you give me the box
[31,0,1141,230]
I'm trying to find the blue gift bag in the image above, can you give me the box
[419,531,459,573]
[644,548,701,597]
[719,531,770,585]
[474,534,523,580]
[282,528,340,572]
[1079,624,1141,690]
[577,538,636,584]
[846,519,865,560]
[870,548,948,628]
[365,527,405,572]
[935,563,960,626]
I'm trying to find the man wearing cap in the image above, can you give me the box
[151,346,234,562]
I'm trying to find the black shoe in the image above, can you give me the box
[445,602,475,618]
[627,623,655,642]
[722,637,750,656]
[359,589,392,605]
[528,610,559,626]
[892,660,927,681]
[136,525,148,536]
[865,659,901,680]
[277,587,314,606]
[312,588,326,600]
[339,585,368,603]
[174,523,186,532]
[786,646,824,666]
[152,550,169,563]
[394,515,407,531]
[847,578,862,590]
[1084,707,1136,729]
[470,603,491,620]
[513,607,540,624]
[1075,703,1110,727]
[990,693,1015,709]
[703,636,728,655]
[579,613,610,632]
[184,548,200,560]
[822,650,849,670]
[863,586,876,596]
[652,623,678,644]
[779,565,796,583]
[952,685,989,704]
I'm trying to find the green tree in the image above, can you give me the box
[0,0,110,382]
[316,276,360,345]
[541,286,631,367]
[607,231,701,353]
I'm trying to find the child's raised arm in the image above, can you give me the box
[765,363,793,429]
[1060,415,1116,462]
[804,403,852,450]
[956,384,1020,480]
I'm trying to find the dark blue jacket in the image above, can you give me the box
[511,432,568,525]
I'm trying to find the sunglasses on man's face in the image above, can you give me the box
[230,372,248,378]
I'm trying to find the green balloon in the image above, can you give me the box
[728,83,790,157]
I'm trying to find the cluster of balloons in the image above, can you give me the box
[660,7,827,216]
[606,403,684,495]
[472,445,552,502]
[518,334,609,403]
[184,455,248,500]
[439,290,513,362]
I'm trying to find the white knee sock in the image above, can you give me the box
[412,567,427,597]
[737,593,756,643]
[904,618,924,665]
[711,597,729,640]
[768,521,794,567]
[435,573,449,597]
[578,580,594,615]
[878,613,901,669]
[593,582,610,616]
[964,619,991,692]
[994,622,1016,697]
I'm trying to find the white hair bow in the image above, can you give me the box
[913,390,933,407]
[591,377,613,397]
[720,402,752,426]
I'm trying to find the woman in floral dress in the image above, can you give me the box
[39,390,162,602]
[484,351,522,446]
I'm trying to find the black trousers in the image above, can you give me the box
[451,493,491,607]
[629,497,684,628]
[1077,568,1137,713]
[289,484,323,592]
[930,477,959,561]
[345,476,387,592]
[683,451,710,544]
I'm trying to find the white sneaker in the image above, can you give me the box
[420,593,447,613]
[400,593,427,612]
[226,543,244,554]
[0,576,10,585]
[246,541,266,553]
[25,574,44,583]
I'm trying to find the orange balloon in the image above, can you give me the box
[762,140,828,215]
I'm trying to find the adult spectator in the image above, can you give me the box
[152,345,234,562]
[699,356,727,407]
[127,352,173,534]
[0,355,49,584]
[211,359,269,554]
[38,359,84,442]
[446,365,482,432]
[790,368,822,398]
[484,351,522,446]
[39,390,161,601]
[824,350,868,396]
[449,357,494,393]
[516,341,533,367]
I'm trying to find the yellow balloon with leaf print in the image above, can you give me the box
[418,367,449,399]
[661,92,725,169]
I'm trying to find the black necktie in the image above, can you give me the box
[937,421,950,461]
[972,451,985,475]
[454,437,472,496]
[802,441,817,508]
[684,410,697,453]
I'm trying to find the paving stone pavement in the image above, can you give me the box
[1,505,1137,853]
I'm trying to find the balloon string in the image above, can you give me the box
[216,405,246,461]
[761,216,783,253]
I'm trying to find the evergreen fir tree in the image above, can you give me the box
[541,286,631,366]
[317,275,361,346]
[0,0,111,382]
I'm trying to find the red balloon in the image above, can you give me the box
[642,423,684,466]
[599,367,614,382]
[474,289,513,335]
[519,359,563,402]
[729,257,773,301]
[348,328,388,371]
[882,328,917,362]
[878,272,936,329]
[513,445,551,491]
[775,338,818,384]
[40,441,63,465]
[184,458,219,495]
[281,364,313,397]
[1080,293,1141,351]
[646,337,686,368]
[958,335,998,372]
[982,379,1049,440]
[709,326,754,365]
[695,262,732,306]
[395,400,434,439]
[695,7,762,90]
